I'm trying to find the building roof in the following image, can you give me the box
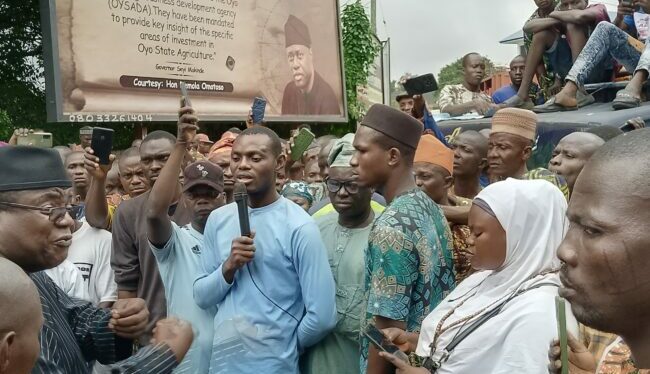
[500,30,524,45]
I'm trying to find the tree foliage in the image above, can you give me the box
[0,0,46,136]
[341,1,379,123]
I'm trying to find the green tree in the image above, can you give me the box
[431,56,497,107]
[0,0,46,135]
[341,1,379,123]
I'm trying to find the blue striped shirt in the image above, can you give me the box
[30,271,178,373]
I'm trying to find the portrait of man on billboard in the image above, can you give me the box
[281,15,341,116]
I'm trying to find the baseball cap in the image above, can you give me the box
[182,161,224,193]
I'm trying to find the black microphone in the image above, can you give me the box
[234,182,251,237]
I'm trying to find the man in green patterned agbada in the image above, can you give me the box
[350,104,455,374]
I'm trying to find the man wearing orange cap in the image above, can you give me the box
[414,134,473,283]
[208,132,237,203]
[488,107,569,200]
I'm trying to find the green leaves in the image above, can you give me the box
[0,0,46,133]
[341,0,379,123]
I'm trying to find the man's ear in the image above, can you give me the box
[276,153,287,173]
[479,157,488,172]
[0,332,15,374]
[387,147,401,167]
[522,145,533,162]
[443,175,454,190]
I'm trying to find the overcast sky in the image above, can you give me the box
[359,0,617,80]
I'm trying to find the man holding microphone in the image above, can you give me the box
[193,126,336,373]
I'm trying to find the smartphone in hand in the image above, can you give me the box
[556,296,569,374]
[251,97,267,124]
[363,324,409,363]
[403,74,439,96]
[91,127,114,165]
[180,81,192,107]
[290,128,315,162]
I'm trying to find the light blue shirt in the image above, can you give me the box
[194,197,336,374]
[151,223,217,374]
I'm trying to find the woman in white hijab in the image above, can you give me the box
[379,178,578,373]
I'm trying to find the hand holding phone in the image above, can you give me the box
[290,128,315,162]
[180,81,192,107]
[363,324,409,363]
[251,97,267,124]
[555,296,569,374]
[403,74,439,96]
[90,127,114,165]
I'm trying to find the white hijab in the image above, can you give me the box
[416,179,574,373]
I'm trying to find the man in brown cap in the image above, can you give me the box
[488,107,569,199]
[281,15,340,116]
[351,104,455,374]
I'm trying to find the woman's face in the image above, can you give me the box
[467,204,507,270]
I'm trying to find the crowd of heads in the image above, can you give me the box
[4,0,650,371]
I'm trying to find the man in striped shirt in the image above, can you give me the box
[0,146,192,373]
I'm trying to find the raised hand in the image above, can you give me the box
[177,100,198,145]
[84,147,115,180]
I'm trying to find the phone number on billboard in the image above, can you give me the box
[68,114,154,122]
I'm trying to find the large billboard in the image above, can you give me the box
[41,0,347,123]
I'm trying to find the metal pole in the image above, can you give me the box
[371,0,377,33]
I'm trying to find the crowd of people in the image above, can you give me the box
[435,0,650,116]
[2,1,650,374]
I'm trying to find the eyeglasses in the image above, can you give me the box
[0,202,73,223]
[325,179,359,194]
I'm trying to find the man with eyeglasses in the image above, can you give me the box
[301,134,383,374]
[0,146,192,373]
[146,106,225,373]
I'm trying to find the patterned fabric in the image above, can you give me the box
[581,324,619,365]
[360,189,455,371]
[281,181,315,206]
[522,167,570,201]
[301,211,376,374]
[437,84,493,113]
[308,182,326,203]
[105,194,130,231]
[598,337,650,374]
[524,1,561,99]
[449,195,474,283]
[189,148,206,162]
[30,271,179,374]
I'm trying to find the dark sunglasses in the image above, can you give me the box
[0,202,73,223]
[325,178,359,194]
